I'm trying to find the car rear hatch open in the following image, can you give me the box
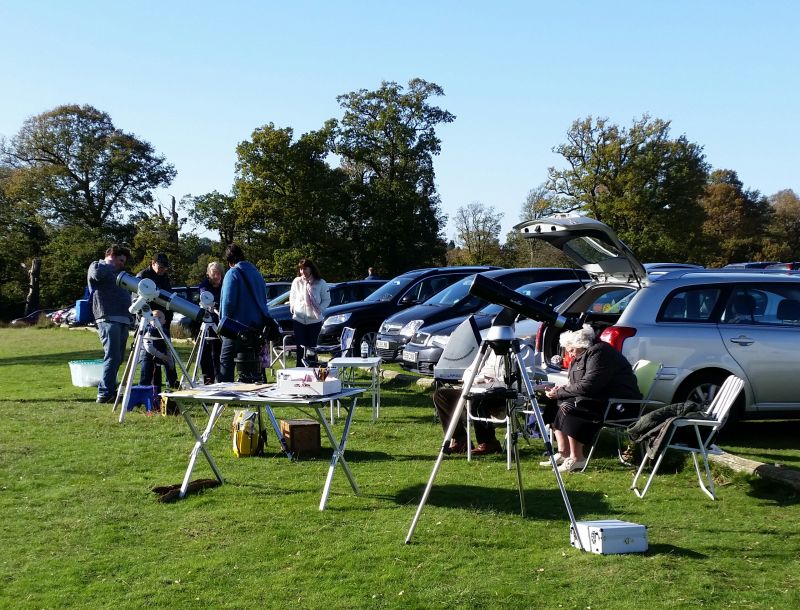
[516,215,647,287]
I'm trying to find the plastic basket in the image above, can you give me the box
[69,359,104,387]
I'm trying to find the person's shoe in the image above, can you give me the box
[557,457,587,473]
[447,439,470,454]
[96,395,114,404]
[471,440,503,455]
[539,452,566,467]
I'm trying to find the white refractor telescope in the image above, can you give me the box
[116,271,205,323]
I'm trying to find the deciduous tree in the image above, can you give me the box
[0,104,175,228]
[767,189,800,261]
[453,202,503,265]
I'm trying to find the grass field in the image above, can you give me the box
[0,326,798,609]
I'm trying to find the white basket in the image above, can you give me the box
[69,359,104,387]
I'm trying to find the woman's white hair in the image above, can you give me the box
[207,261,224,275]
[559,324,596,350]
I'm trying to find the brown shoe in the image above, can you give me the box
[472,440,502,455]
[448,439,470,454]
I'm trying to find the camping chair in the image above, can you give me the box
[270,332,297,370]
[581,360,664,471]
[631,374,744,500]
[316,327,356,360]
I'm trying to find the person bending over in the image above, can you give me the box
[544,325,640,473]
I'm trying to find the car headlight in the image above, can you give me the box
[322,313,351,328]
[399,319,424,338]
[430,334,450,348]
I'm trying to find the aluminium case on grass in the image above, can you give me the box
[570,519,648,554]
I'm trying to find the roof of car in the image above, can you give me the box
[650,269,800,282]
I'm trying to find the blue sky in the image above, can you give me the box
[1,1,797,242]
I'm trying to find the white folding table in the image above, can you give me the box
[328,356,382,421]
[162,384,364,510]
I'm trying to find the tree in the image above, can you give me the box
[546,115,709,261]
[453,202,503,265]
[0,104,176,228]
[334,79,452,275]
[767,189,800,261]
[234,121,354,279]
[187,190,238,245]
[699,170,772,266]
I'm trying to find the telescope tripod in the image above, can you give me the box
[405,325,583,550]
[113,305,196,423]
[183,316,219,385]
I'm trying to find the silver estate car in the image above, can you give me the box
[520,215,800,420]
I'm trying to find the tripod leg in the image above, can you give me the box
[511,340,584,551]
[113,335,138,413]
[118,323,147,424]
[405,344,490,544]
[154,319,196,389]
[511,416,526,518]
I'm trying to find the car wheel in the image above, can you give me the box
[674,372,727,408]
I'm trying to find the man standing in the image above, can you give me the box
[87,244,133,403]
[136,253,178,390]
[218,243,271,382]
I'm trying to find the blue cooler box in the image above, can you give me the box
[75,299,94,324]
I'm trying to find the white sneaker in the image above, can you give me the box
[558,457,587,473]
[539,452,565,467]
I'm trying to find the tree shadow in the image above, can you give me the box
[744,473,800,505]
[0,349,100,367]
[646,543,708,558]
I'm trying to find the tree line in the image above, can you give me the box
[1,80,798,320]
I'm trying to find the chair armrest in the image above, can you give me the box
[671,418,718,428]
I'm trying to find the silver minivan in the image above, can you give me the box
[519,215,800,419]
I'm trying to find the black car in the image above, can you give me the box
[400,279,588,375]
[269,279,387,333]
[375,268,587,361]
[316,266,500,353]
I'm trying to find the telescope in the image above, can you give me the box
[116,271,205,323]
[469,273,583,331]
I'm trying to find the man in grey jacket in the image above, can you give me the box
[87,244,133,403]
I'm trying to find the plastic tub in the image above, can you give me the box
[69,359,104,387]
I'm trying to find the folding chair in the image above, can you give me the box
[631,374,744,500]
[270,332,297,370]
[581,360,664,470]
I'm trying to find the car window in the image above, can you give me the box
[364,277,413,302]
[721,284,800,326]
[659,287,721,322]
[425,276,474,305]
[538,284,581,308]
[588,288,634,313]
[413,276,454,303]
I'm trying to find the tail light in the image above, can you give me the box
[599,326,636,352]
[535,324,544,351]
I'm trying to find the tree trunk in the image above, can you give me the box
[169,195,180,244]
[25,258,41,315]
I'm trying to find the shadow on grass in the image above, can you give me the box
[646,543,708,558]
[393,483,610,520]
[744,474,800,506]
[0,349,100,366]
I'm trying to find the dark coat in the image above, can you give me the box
[554,341,641,403]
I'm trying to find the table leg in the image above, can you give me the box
[180,402,226,498]
[315,395,360,510]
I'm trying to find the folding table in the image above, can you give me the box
[162,384,364,510]
[328,356,382,421]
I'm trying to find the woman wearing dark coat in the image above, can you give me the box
[544,325,641,472]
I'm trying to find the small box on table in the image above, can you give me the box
[280,419,321,458]
[570,520,648,554]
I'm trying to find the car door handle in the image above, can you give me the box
[729,335,754,346]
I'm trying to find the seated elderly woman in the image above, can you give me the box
[543,325,641,472]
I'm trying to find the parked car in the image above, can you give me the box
[376,268,588,362]
[269,279,387,333]
[400,279,587,375]
[643,262,704,276]
[317,266,500,353]
[765,262,800,270]
[520,215,800,421]
[264,281,292,300]
[11,308,58,326]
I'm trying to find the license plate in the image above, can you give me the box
[402,350,418,363]
[376,340,389,349]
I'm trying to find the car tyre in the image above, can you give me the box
[673,370,744,425]
[358,331,377,357]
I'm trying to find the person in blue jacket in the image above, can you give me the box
[218,244,271,382]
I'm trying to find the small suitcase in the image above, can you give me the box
[570,519,648,554]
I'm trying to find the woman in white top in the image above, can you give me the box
[289,258,331,366]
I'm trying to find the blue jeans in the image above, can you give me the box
[97,321,130,399]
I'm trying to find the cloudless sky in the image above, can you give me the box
[1,1,798,243]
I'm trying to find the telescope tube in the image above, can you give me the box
[116,271,205,323]
[468,273,582,330]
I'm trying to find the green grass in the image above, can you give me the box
[1,327,798,609]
